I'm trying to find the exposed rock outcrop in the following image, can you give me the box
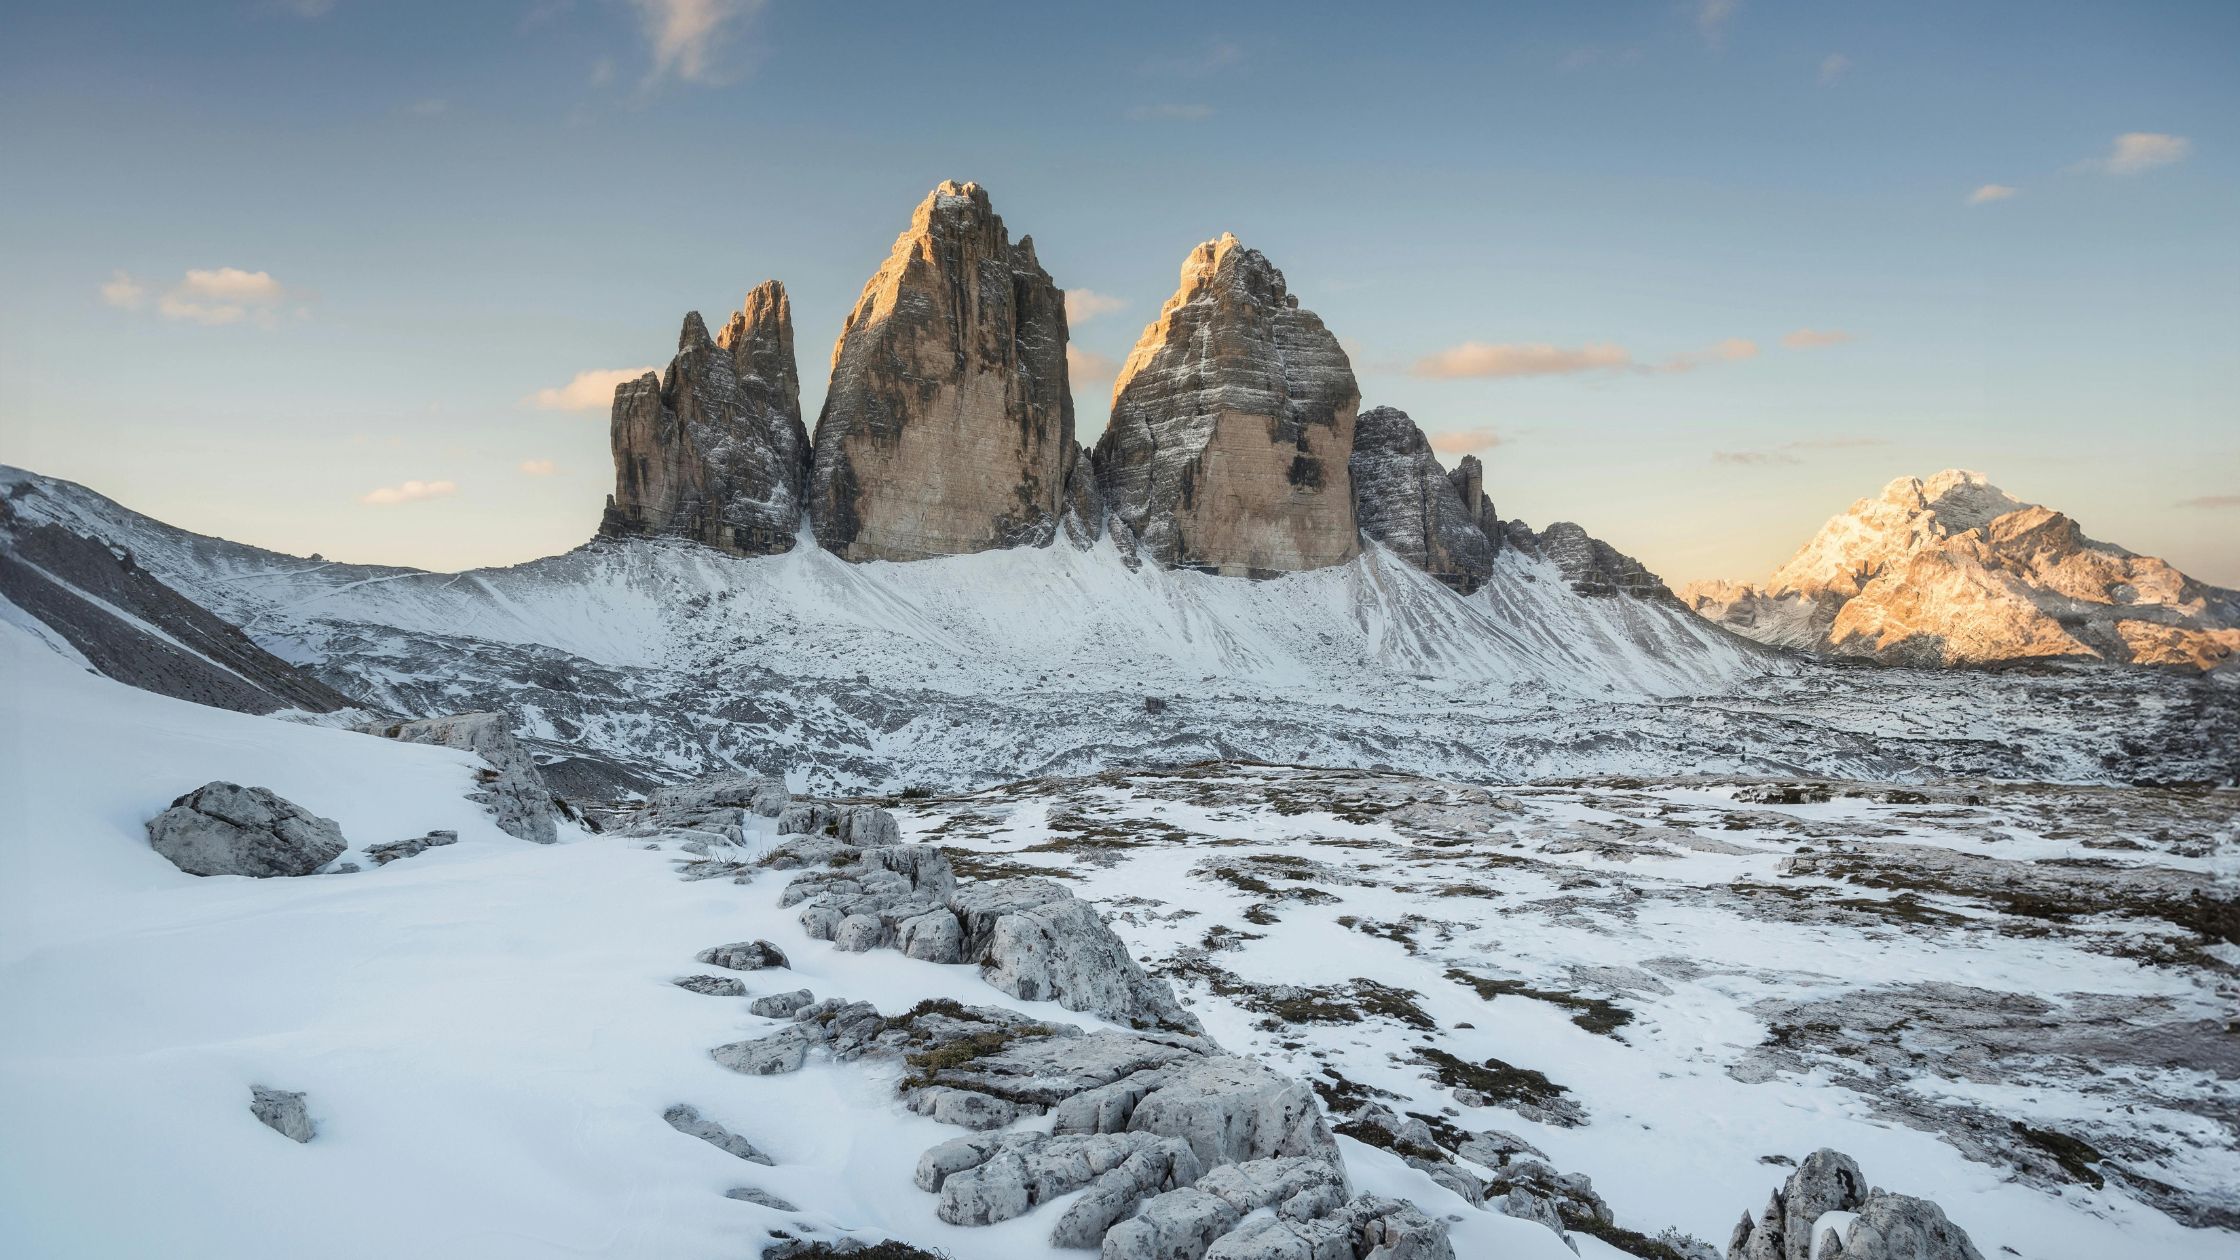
[1349,406,1496,593]
[1728,1149,1983,1260]
[809,181,1093,561]
[250,1085,315,1143]
[356,712,557,844]
[365,829,456,866]
[662,1103,774,1165]
[1507,520,1675,600]
[1447,454,1500,547]
[1681,470,2240,670]
[600,281,811,555]
[147,783,346,877]
[1096,234,1361,576]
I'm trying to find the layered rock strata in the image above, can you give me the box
[1096,234,1361,576]
[808,181,1095,561]
[601,281,811,555]
[1349,405,1496,593]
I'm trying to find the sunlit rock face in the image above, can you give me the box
[1348,406,1495,593]
[808,181,1094,562]
[1094,234,1360,577]
[601,280,810,555]
[1681,470,2240,670]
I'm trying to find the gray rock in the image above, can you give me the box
[896,908,965,963]
[365,828,457,866]
[600,282,811,556]
[776,802,903,847]
[931,1131,1200,1234]
[644,772,791,821]
[833,913,886,952]
[250,1085,315,1143]
[357,712,557,844]
[907,1086,1022,1131]
[1202,1194,1453,1260]
[725,1186,798,1210]
[663,1103,774,1165]
[1052,1137,1203,1249]
[1100,1186,1240,1260]
[978,892,1202,1034]
[712,1026,815,1076]
[1727,1149,1869,1260]
[1124,1056,1336,1170]
[674,974,747,997]
[1193,1157,1350,1220]
[1833,1193,1984,1260]
[1348,405,1495,594]
[1507,520,1675,601]
[750,988,815,1018]
[147,783,346,877]
[1456,1128,1547,1168]
[698,940,789,971]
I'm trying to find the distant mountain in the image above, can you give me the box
[1682,470,2240,671]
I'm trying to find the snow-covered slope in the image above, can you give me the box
[7,465,2237,790]
[1682,470,2240,671]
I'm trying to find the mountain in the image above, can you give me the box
[1682,470,2240,672]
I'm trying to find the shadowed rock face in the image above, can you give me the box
[601,281,810,555]
[1507,520,1676,601]
[1349,406,1496,593]
[809,181,1092,562]
[1095,235,1360,577]
[1447,454,1500,547]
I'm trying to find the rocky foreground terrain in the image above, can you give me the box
[1683,470,2240,672]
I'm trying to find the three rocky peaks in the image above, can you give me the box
[599,180,1607,597]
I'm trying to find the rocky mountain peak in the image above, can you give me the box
[1348,405,1496,593]
[600,282,812,556]
[807,181,1092,562]
[1685,470,2240,670]
[1094,234,1360,576]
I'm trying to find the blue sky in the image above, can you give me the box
[2,0,2234,584]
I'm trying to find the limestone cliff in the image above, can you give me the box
[808,181,1092,562]
[1348,406,1495,593]
[1507,520,1677,601]
[1095,234,1360,576]
[601,281,809,555]
[1681,470,2240,670]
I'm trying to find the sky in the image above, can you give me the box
[1,0,2235,586]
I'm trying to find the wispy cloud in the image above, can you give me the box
[1658,337,1758,373]
[518,459,559,477]
[1142,39,1242,77]
[360,479,457,506]
[2175,494,2240,509]
[2071,132,2191,176]
[1413,341,1633,380]
[1128,103,1214,122]
[1064,289,1127,325]
[527,367,656,411]
[1966,183,2019,206]
[1696,0,1740,46]
[99,270,146,311]
[1780,327,1854,349]
[630,0,762,86]
[1067,346,1119,384]
[1429,427,1502,456]
[1818,53,1849,85]
[1715,436,1886,467]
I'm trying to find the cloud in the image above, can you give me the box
[360,479,457,506]
[1067,346,1119,383]
[518,459,559,477]
[1818,53,1849,85]
[526,366,657,411]
[99,271,146,311]
[1429,427,1502,456]
[1065,289,1127,325]
[1715,436,1886,467]
[2072,132,2191,176]
[1412,341,1633,380]
[1697,0,1740,45]
[2175,494,2240,509]
[1966,183,2018,206]
[630,0,761,86]
[1780,327,1854,349]
[1142,39,1243,77]
[1128,103,1214,122]
[1659,337,1758,373]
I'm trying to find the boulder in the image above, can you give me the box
[697,940,789,971]
[674,974,747,997]
[1725,1149,1983,1260]
[365,829,457,866]
[250,1085,315,1143]
[600,280,811,555]
[725,1186,798,1210]
[750,988,816,1018]
[809,181,1094,561]
[147,783,346,877]
[1831,1193,1984,1260]
[979,893,1203,1034]
[1096,233,1361,576]
[356,712,556,844]
[1100,1186,1241,1260]
[1126,1057,1339,1170]
[663,1103,774,1165]
[1348,406,1495,593]
[711,1026,816,1076]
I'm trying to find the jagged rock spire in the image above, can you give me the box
[807,180,1096,562]
[600,280,810,555]
[1094,234,1360,577]
[1348,406,1496,593]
